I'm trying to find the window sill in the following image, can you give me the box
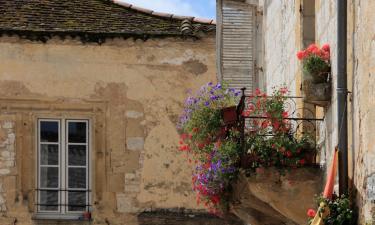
[32,213,90,221]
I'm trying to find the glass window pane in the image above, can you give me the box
[41,144,59,165]
[68,168,86,189]
[40,167,58,188]
[68,145,86,166]
[40,121,59,143]
[68,191,86,212]
[40,190,58,211]
[68,122,87,143]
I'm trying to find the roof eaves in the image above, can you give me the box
[112,0,216,25]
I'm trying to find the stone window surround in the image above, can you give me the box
[35,118,91,219]
[0,97,107,221]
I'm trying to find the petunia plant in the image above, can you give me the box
[178,82,241,214]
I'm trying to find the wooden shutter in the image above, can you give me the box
[217,0,257,93]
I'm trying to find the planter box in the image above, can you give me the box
[221,106,238,125]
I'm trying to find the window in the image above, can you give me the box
[37,119,90,215]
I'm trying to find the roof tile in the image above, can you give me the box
[0,0,215,38]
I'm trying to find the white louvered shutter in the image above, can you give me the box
[217,0,258,93]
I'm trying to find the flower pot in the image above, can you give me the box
[83,211,91,220]
[303,79,331,104]
[221,106,237,125]
[303,151,316,165]
[310,71,330,84]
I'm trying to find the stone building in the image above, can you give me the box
[217,0,375,224]
[0,0,226,224]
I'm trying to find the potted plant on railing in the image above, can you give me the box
[240,87,318,172]
[297,43,332,104]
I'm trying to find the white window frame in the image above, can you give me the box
[36,118,91,217]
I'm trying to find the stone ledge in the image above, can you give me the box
[231,167,323,225]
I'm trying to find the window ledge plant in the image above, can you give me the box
[297,43,332,103]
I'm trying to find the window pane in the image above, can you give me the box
[40,190,58,211]
[41,144,59,165]
[40,121,59,143]
[68,168,86,189]
[68,191,86,212]
[68,122,87,143]
[40,167,58,188]
[68,145,86,166]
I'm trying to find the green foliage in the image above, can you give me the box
[303,55,331,75]
[312,195,357,225]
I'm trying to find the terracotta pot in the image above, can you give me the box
[83,211,91,220]
[221,106,237,125]
[304,151,317,165]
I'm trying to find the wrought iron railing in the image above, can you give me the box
[236,88,325,163]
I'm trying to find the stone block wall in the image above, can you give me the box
[348,0,375,223]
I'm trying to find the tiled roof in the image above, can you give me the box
[0,0,215,41]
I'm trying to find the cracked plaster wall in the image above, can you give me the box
[0,35,216,225]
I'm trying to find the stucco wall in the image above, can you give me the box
[0,35,216,225]
[349,0,375,223]
[262,0,302,95]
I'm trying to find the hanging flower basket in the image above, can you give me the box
[221,106,238,125]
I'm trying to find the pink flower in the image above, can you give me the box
[307,209,316,218]
[280,87,288,94]
[321,43,330,53]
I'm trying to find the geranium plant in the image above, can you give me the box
[297,43,331,83]
[242,87,317,170]
[178,82,241,214]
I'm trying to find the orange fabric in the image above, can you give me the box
[323,148,338,199]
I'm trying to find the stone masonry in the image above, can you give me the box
[0,120,16,212]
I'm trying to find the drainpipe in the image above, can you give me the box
[337,0,348,195]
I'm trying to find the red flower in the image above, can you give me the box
[297,51,305,60]
[307,209,316,218]
[197,143,206,149]
[299,159,306,166]
[211,195,220,205]
[321,43,330,53]
[307,44,319,53]
[286,151,293,158]
[255,88,261,96]
[282,111,289,118]
[180,133,189,140]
